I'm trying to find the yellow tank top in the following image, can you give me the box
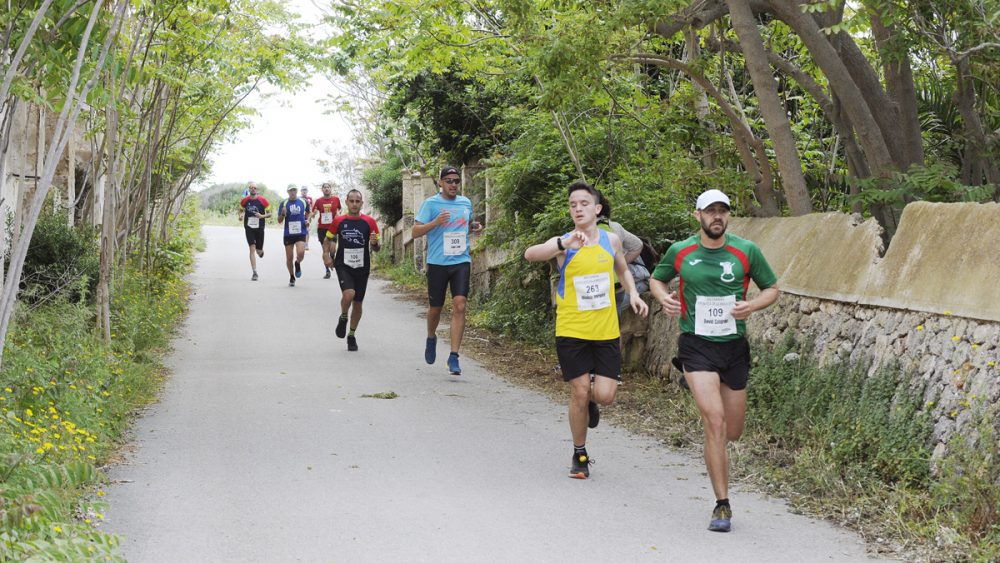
[555,229,619,340]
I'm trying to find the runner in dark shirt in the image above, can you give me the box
[327,189,380,351]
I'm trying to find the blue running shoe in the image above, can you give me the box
[425,337,437,364]
[708,504,732,532]
[447,352,461,375]
[294,260,302,278]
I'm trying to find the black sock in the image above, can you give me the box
[449,352,459,357]
[574,444,587,455]
[716,498,730,508]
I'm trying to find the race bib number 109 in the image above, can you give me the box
[695,295,737,336]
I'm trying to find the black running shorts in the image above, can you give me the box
[556,336,621,382]
[317,227,330,244]
[426,262,471,307]
[335,265,370,302]
[283,234,307,247]
[671,333,751,390]
[245,227,264,248]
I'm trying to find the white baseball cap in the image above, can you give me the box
[696,189,731,210]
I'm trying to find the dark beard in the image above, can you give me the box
[700,218,726,240]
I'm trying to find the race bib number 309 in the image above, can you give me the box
[443,231,467,256]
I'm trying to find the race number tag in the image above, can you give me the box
[573,273,612,311]
[344,248,364,269]
[247,216,259,229]
[321,212,333,224]
[695,295,737,336]
[443,231,467,256]
[288,222,302,235]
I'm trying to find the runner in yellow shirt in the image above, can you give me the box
[524,181,649,479]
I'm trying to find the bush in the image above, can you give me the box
[11,211,99,306]
[363,158,404,225]
[0,194,199,560]
[748,339,934,487]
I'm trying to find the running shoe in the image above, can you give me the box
[425,337,437,364]
[251,272,258,281]
[289,275,295,287]
[447,352,461,375]
[569,451,592,479]
[336,316,348,339]
[708,504,732,532]
[347,335,358,351]
[324,270,331,279]
[294,261,302,278]
[588,400,600,429]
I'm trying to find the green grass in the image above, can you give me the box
[0,199,200,560]
[371,251,425,290]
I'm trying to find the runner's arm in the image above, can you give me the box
[649,278,681,317]
[732,285,779,320]
[412,213,448,238]
[524,237,564,262]
[612,236,649,317]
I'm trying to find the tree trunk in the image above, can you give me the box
[953,56,1000,193]
[868,9,923,170]
[685,30,716,170]
[726,0,811,215]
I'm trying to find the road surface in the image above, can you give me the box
[103,225,883,562]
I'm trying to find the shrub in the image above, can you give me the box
[11,210,99,306]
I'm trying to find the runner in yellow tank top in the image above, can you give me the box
[555,228,619,341]
[524,181,649,479]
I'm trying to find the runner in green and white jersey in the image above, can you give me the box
[649,189,779,533]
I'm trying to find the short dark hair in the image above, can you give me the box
[567,180,599,203]
[346,189,363,199]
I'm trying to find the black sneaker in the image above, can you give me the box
[569,451,593,479]
[294,261,302,278]
[336,316,348,338]
[708,503,732,532]
[347,335,358,351]
[588,400,600,429]
[289,275,295,287]
[257,250,264,258]
[324,270,332,279]
[251,272,258,281]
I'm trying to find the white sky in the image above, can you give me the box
[195,0,354,193]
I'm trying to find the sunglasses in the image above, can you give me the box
[443,178,461,185]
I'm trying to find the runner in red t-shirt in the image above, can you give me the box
[311,182,342,278]
[238,181,271,281]
[326,189,380,351]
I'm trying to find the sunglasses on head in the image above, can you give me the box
[443,178,461,185]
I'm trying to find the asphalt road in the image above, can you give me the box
[103,225,884,562]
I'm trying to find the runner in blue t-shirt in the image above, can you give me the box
[277,186,311,287]
[412,166,482,375]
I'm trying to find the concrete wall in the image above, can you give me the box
[728,203,1000,322]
